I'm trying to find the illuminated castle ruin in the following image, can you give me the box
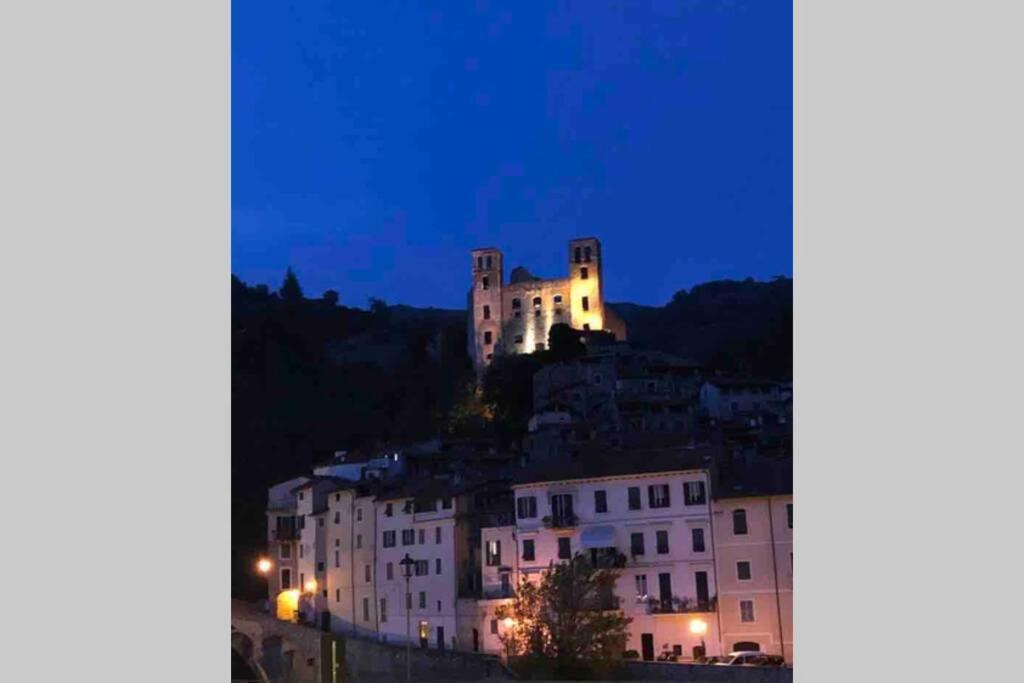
[468,237,627,370]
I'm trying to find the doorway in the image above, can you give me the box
[641,634,655,661]
[419,621,429,649]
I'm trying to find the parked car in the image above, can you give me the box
[695,655,723,665]
[714,651,767,666]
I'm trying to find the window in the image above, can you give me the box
[476,256,482,269]
[514,335,523,344]
[365,564,371,582]
[787,503,793,529]
[482,276,489,290]
[435,526,442,544]
[580,266,589,280]
[553,294,563,304]
[584,246,592,262]
[280,543,291,559]
[281,568,292,590]
[317,561,325,572]
[512,298,521,309]
[522,539,535,561]
[385,503,393,517]
[299,545,304,559]
[386,562,394,580]
[485,540,501,566]
[691,528,706,553]
[483,305,491,320]
[356,534,362,549]
[334,550,340,568]
[380,598,387,623]
[574,246,582,263]
[630,532,645,556]
[486,255,492,269]
[532,296,541,307]
[336,589,340,603]
[656,530,669,554]
[356,508,363,522]
[419,592,426,609]
[634,574,648,598]
[333,511,340,524]
[418,529,425,544]
[648,484,671,508]
[683,481,706,506]
[535,343,544,351]
[534,309,540,317]
[298,492,304,501]
[516,496,537,519]
[318,518,323,528]
[402,529,415,546]
[442,498,452,509]
[415,560,429,576]
[483,331,492,345]
[733,509,748,535]
[383,530,396,547]
[435,558,442,574]
[740,600,755,623]
[437,600,442,613]
[594,490,608,513]
[557,537,571,559]
[737,561,752,581]
[490,619,498,634]
[363,598,370,622]
[628,487,642,510]
[581,296,589,311]
[583,323,589,331]
[551,494,574,525]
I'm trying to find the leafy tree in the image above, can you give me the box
[280,267,304,302]
[322,289,339,306]
[547,322,585,362]
[495,554,632,679]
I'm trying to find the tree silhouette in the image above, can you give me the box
[280,267,304,302]
[322,289,339,306]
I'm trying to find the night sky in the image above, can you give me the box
[232,0,792,308]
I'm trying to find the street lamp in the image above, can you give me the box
[256,557,273,613]
[399,553,416,683]
[689,618,708,658]
[502,618,515,663]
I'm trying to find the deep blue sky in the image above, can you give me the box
[233,0,791,308]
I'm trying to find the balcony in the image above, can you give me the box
[645,595,717,615]
[272,525,301,541]
[542,513,578,529]
[482,585,515,600]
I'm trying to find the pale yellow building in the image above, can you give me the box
[468,237,627,369]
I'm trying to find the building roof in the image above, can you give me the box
[513,445,714,487]
[713,458,793,499]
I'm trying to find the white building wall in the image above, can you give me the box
[477,470,723,661]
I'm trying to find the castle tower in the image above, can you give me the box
[470,247,503,368]
[568,237,605,333]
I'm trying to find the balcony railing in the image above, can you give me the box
[542,513,578,529]
[482,585,515,600]
[645,595,717,615]
[272,527,301,541]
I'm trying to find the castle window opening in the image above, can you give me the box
[514,335,523,344]
[514,311,521,318]
[534,309,541,317]
[477,256,482,269]
[482,276,489,290]
[584,246,592,262]
[555,308,563,316]
[484,331,492,345]
[574,246,582,263]
[483,305,490,320]
[485,255,492,268]
[553,294,563,304]
[532,296,541,307]
[512,298,521,309]
[582,296,590,311]
[580,266,588,280]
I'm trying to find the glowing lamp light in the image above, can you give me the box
[503,617,515,628]
[689,619,708,636]
[304,578,318,593]
[256,558,273,575]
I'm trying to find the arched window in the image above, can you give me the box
[732,641,760,653]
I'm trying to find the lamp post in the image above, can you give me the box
[256,557,273,612]
[502,617,515,664]
[399,553,416,683]
[689,618,708,660]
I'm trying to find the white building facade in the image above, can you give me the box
[478,468,723,663]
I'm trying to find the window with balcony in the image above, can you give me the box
[648,484,671,508]
[516,496,537,519]
[522,539,535,561]
[628,487,642,510]
[594,490,608,513]
[630,532,645,556]
[635,574,648,598]
[485,540,502,566]
[733,509,748,535]
[550,494,574,526]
